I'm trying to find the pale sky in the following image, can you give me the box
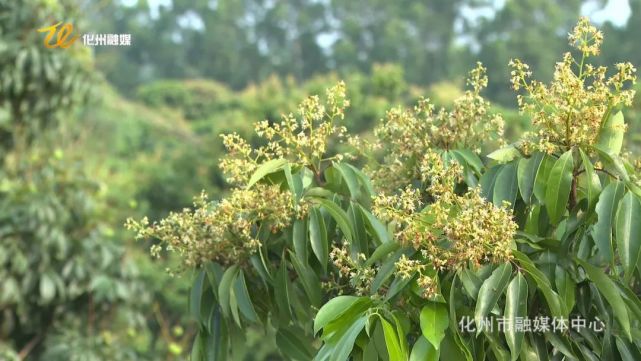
[582,0,631,26]
[123,0,633,27]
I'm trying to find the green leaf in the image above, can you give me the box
[505,272,528,361]
[440,330,471,361]
[276,327,314,361]
[229,284,242,327]
[458,268,483,300]
[513,251,566,318]
[420,302,449,350]
[493,162,518,207]
[191,331,205,361]
[358,204,392,244]
[293,219,308,263]
[480,165,501,201]
[555,267,575,315]
[594,181,625,264]
[371,249,405,294]
[380,316,407,361]
[597,111,625,155]
[275,260,292,321]
[487,145,520,163]
[409,337,439,361]
[576,258,631,340]
[452,149,484,174]
[365,241,400,268]
[348,203,367,256]
[344,163,375,196]
[189,269,206,322]
[474,263,512,332]
[284,164,302,199]
[334,163,362,200]
[329,316,367,361]
[309,208,328,271]
[517,153,543,204]
[217,265,239,319]
[615,192,641,283]
[544,150,574,224]
[314,296,363,334]
[247,158,288,188]
[579,149,602,211]
[233,271,259,323]
[593,147,630,181]
[288,250,321,308]
[310,197,354,242]
[533,153,554,203]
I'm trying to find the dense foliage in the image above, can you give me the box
[130,18,641,360]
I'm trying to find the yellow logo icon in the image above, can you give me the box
[37,22,79,49]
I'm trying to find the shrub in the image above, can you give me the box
[130,18,641,360]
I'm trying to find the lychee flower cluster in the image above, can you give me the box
[127,83,351,270]
[328,244,375,296]
[373,151,516,296]
[126,185,295,268]
[219,82,350,186]
[364,63,504,193]
[510,17,636,153]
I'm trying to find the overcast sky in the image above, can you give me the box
[124,0,632,26]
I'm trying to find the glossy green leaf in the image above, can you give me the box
[615,192,641,282]
[458,268,483,300]
[452,149,484,174]
[365,241,400,268]
[487,145,520,163]
[544,150,574,224]
[233,271,259,323]
[217,265,239,319]
[594,181,625,264]
[293,219,308,263]
[329,316,367,361]
[409,336,439,361]
[593,147,630,181]
[275,260,292,321]
[517,153,543,204]
[505,272,528,361]
[247,158,288,188]
[380,316,406,361]
[554,267,575,315]
[513,251,566,318]
[597,111,624,155]
[309,208,328,271]
[480,165,501,201]
[420,302,449,350]
[288,250,322,308]
[334,162,362,200]
[493,161,518,207]
[474,263,512,332]
[533,154,554,203]
[358,204,392,244]
[314,296,363,334]
[576,258,631,339]
[579,149,602,211]
[310,197,354,242]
